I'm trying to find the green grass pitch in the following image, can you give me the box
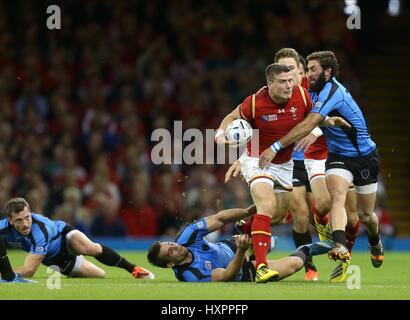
[2,250,410,300]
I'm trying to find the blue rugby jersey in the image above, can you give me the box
[310,77,376,157]
[0,213,67,265]
[172,218,238,282]
[292,148,305,161]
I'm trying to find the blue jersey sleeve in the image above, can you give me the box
[181,269,212,282]
[0,219,8,238]
[174,266,212,282]
[175,218,209,247]
[311,80,344,117]
[29,225,49,255]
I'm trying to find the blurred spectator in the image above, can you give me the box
[53,186,92,236]
[90,192,126,237]
[53,203,91,236]
[0,0,371,237]
[121,181,158,237]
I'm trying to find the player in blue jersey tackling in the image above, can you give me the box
[259,51,384,278]
[147,205,332,282]
[0,197,154,279]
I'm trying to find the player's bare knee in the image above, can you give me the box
[83,242,101,256]
[330,191,347,207]
[292,258,304,273]
[258,200,276,216]
[357,209,372,223]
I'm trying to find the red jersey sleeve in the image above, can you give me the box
[301,76,310,90]
[239,95,253,121]
[297,85,312,116]
[305,88,313,114]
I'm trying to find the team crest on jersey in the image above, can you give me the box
[261,114,278,122]
[290,106,298,120]
[360,169,370,180]
[196,221,204,229]
[205,261,212,270]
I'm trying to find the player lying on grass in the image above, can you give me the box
[0,197,154,279]
[147,205,331,282]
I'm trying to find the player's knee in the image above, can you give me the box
[257,199,276,216]
[357,209,373,223]
[289,199,303,214]
[291,258,304,273]
[84,242,101,255]
[330,190,347,206]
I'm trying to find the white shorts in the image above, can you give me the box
[65,230,85,275]
[304,159,326,182]
[239,153,293,192]
[69,255,85,275]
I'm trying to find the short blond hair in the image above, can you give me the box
[4,198,30,217]
[274,48,300,66]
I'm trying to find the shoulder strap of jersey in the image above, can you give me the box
[298,85,307,109]
[251,94,256,119]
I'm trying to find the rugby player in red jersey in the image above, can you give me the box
[215,63,347,283]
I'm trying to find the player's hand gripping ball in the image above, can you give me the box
[225,119,253,147]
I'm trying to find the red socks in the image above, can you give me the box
[346,220,360,254]
[251,214,272,267]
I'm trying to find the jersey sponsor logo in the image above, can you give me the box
[261,114,278,122]
[36,246,45,253]
[329,161,345,165]
[278,109,285,114]
[360,169,370,180]
[196,221,204,229]
[258,242,268,247]
[205,261,212,270]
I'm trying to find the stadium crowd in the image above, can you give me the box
[0,0,392,238]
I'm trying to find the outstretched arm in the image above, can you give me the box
[281,113,324,149]
[206,205,254,233]
[259,113,351,168]
[259,113,323,168]
[14,253,44,277]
